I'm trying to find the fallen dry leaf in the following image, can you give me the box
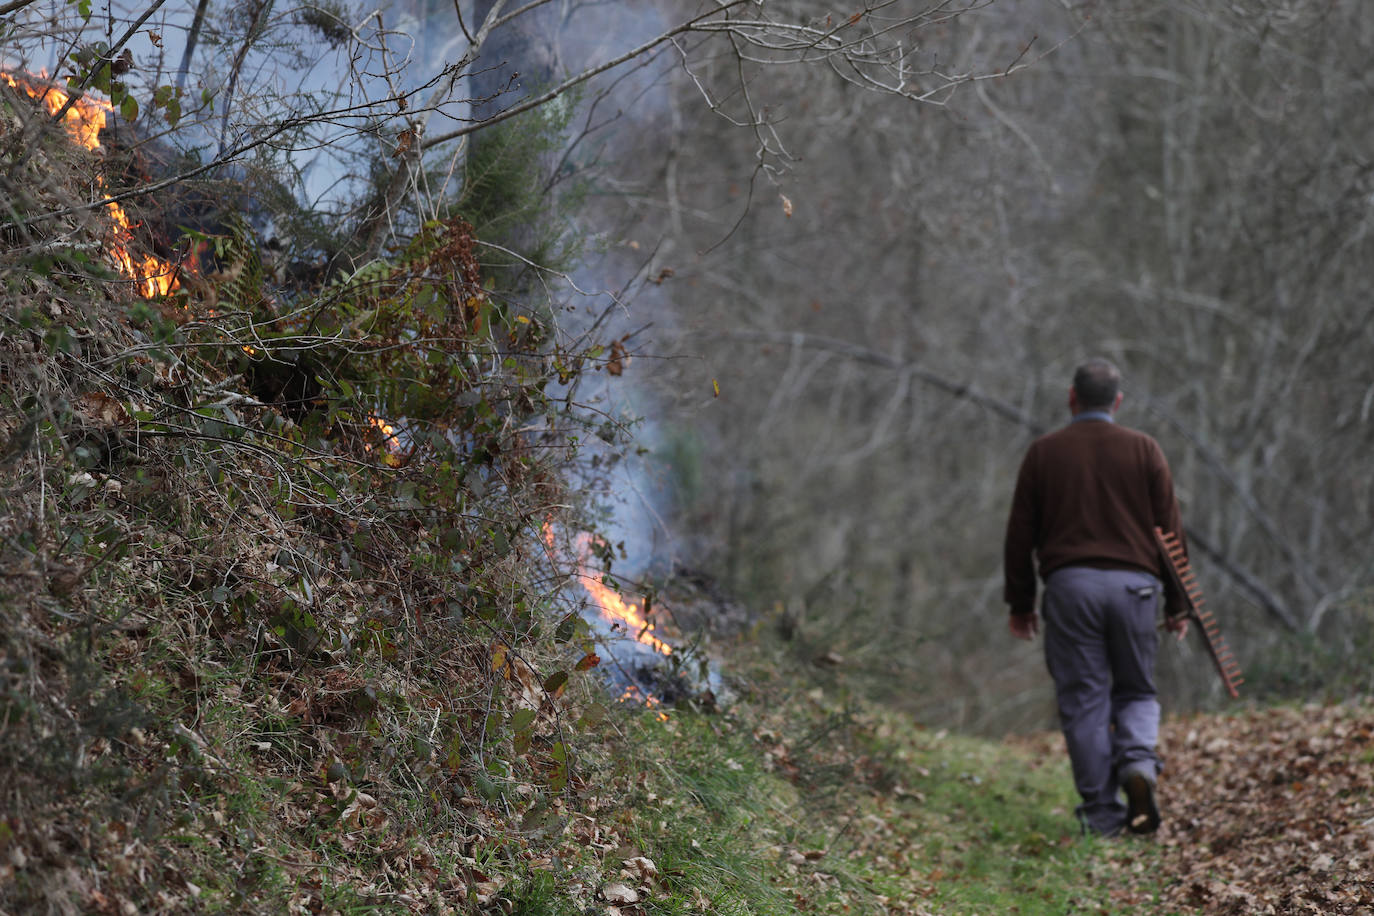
[622,855,658,881]
[600,882,639,904]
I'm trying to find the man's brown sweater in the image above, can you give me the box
[1003,414,1184,618]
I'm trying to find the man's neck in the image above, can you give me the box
[1071,408,1115,424]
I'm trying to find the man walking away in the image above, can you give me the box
[1003,358,1188,837]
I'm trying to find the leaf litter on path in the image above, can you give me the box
[1115,702,1374,914]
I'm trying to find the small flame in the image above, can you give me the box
[365,415,404,465]
[367,415,396,444]
[619,685,670,722]
[573,532,672,656]
[543,525,675,714]
[2,70,182,297]
[1,70,108,149]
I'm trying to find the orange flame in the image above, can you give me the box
[542,523,673,714]
[367,415,396,444]
[364,415,405,465]
[619,685,670,722]
[3,70,181,297]
[1,70,108,149]
[573,532,672,656]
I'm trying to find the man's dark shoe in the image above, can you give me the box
[1123,771,1160,834]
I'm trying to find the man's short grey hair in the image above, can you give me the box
[1073,358,1121,409]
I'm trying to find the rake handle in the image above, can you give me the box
[1154,527,1243,699]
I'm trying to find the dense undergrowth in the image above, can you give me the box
[0,86,633,912]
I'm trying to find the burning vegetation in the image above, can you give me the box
[571,532,674,658]
[2,70,184,297]
[0,69,685,912]
[538,523,685,718]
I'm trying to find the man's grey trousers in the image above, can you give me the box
[1042,565,1162,835]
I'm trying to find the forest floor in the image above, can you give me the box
[456,646,1374,916]
[1114,701,1374,914]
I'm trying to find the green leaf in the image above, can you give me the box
[89,63,112,94]
[542,671,569,698]
[548,741,569,792]
[554,612,578,643]
[510,708,537,733]
[120,94,138,122]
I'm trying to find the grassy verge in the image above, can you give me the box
[534,644,1173,916]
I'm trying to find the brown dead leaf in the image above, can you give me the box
[622,855,658,881]
[74,391,130,428]
[474,879,503,904]
[601,882,639,904]
[606,339,628,376]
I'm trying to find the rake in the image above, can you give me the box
[1154,527,1243,699]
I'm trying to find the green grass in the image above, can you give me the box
[607,713,796,914]
[577,654,1173,916]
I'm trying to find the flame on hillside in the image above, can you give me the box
[540,524,674,720]
[571,532,672,656]
[619,684,669,722]
[2,70,182,297]
[367,415,397,446]
[365,415,405,465]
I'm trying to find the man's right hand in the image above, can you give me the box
[1164,614,1189,642]
[1009,612,1039,641]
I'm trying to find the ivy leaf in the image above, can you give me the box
[542,671,569,699]
[554,612,579,643]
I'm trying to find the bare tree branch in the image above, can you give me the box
[421,0,751,150]
[0,0,42,16]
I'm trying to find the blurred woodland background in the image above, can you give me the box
[599,0,1374,731]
